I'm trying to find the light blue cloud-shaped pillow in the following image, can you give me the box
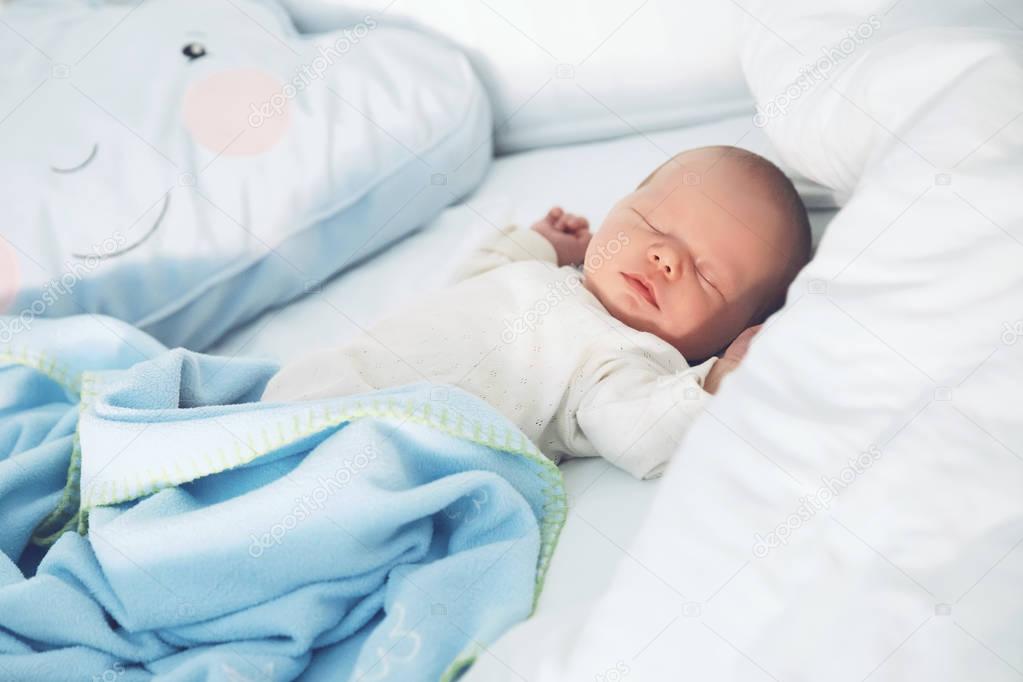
[0,0,491,349]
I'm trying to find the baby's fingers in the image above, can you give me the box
[556,212,589,233]
[545,206,564,224]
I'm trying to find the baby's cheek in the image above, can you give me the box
[665,298,699,336]
[588,222,637,274]
[582,232,612,274]
[669,296,727,355]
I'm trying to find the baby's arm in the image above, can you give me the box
[570,355,718,480]
[568,328,760,479]
[452,207,591,282]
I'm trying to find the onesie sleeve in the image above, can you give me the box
[569,354,719,480]
[451,224,559,282]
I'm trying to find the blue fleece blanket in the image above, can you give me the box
[0,315,565,681]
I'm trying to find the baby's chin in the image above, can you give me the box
[626,317,716,360]
[583,272,728,358]
[586,281,680,348]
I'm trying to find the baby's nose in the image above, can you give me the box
[648,244,681,279]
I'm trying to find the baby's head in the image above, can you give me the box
[583,145,811,360]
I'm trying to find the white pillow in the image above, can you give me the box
[291,0,754,153]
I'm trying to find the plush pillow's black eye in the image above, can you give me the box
[182,42,206,61]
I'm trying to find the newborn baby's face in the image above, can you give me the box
[583,148,797,360]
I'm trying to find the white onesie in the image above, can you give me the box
[261,225,718,479]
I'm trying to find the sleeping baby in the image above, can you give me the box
[262,145,811,479]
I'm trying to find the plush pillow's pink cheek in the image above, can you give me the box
[182,69,290,156]
[0,236,20,314]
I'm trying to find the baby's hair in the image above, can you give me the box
[638,145,812,324]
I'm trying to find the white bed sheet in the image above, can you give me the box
[210,115,837,613]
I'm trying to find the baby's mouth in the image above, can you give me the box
[621,272,659,310]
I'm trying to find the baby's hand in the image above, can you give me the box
[531,206,591,267]
[703,324,762,394]
[720,324,762,364]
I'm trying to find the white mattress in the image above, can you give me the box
[210,115,837,614]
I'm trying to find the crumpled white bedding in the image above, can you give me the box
[462,2,1023,680]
